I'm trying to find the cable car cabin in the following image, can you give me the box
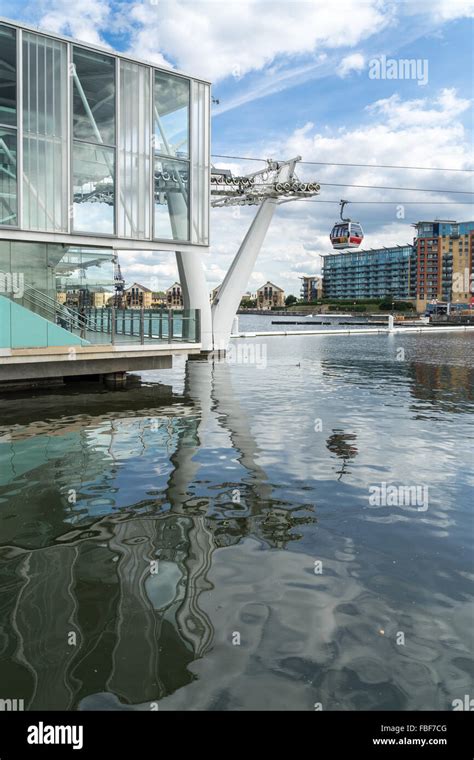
[330,221,364,249]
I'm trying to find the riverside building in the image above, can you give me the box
[413,220,474,312]
[0,18,210,384]
[322,220,474,311]
[322,245,416,302]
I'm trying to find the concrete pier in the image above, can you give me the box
[0,342,201,389]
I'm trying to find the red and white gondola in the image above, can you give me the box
[330,200,364,249]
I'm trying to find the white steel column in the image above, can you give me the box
[211,198,277,350]
[176,249,213,351]
[165,185,213,350]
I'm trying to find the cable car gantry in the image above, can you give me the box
[210,156,320,207]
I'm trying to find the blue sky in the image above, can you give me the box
[1,0,473,293]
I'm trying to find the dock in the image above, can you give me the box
[231,325,474,339]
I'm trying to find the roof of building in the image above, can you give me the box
[257,281,284,291]
[0,17,211,85]
[322,244,412,257]
[124,283,152,292]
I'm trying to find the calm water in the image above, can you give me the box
[0,323,473,711]
[236,312,391,332]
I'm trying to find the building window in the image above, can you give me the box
[118,60,151,239]
[191,80,210,245]
[73,48,115,146]
[72,48,116,234]
[153,71,190,241]
[153,71,189,158]
[22,32,68,232]
[154,158,189,240]
[0,25,17,226]
[73,142,115,234]
[0,127,17,226]
[0,25,16,127]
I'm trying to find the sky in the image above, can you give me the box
[1,0,473,294]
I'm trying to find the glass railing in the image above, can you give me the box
[73,307,201,345]
[0,276,201,348]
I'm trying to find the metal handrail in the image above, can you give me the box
[22,286,103,333]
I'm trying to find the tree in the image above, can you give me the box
[240,298,257,309]
[285,294,297,307]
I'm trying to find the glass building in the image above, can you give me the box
[322,245,417,301]
[0,18,210,350]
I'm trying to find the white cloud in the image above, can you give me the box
[413,0,474,21]
[24,3,473,296]
[31,0,473,83]
[118,80,473,294]
[38,0,112,47]
[366,88,471,129]
[205,87,473,293]
[124,0,392,81]
[337,53,365,78]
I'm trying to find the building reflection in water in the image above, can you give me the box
[320,351,474,415]
[0,359,314,709]
[409,362,474,411]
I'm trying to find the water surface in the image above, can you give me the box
[0,325,472,710]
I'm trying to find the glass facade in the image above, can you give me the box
[154,157,189,240]
[0,21,210,245]
[0,25,16,126]
[72,48,115,145]
[118,60,150,239]
[153,70,189,158]
[72,47,116,235]
[23,32,68,231]
[54,246,115,295]
[0,25,17,226]
[153,71,190,241]
[0,127,17,226]
[191,80,210,245]
[73,141,115,234]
